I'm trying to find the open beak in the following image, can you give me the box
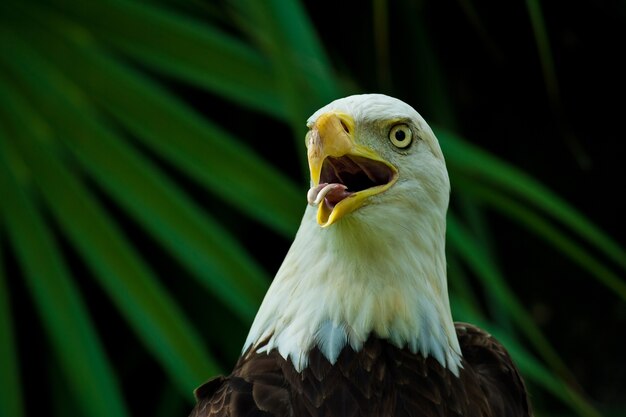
[306,112,398,227]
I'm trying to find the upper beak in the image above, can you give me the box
[306,112,398,227]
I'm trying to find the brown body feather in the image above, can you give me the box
[190,323,532,417]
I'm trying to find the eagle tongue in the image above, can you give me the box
[307,183,350,207]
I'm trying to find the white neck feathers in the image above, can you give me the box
[243,197,462,375]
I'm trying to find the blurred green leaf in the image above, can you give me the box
[10,2,304,237]
[0,31,267,321]
[0,236,24,417]
[525,0,559,104]
[399,1,457,128]
[372,0,392,91]
[439,128,626,274]
[447,214,575,384]
[0,72,219,395]
[457,178,626,302]
[0,132,131,417]
[233,0,340,143]
[454,194,515,332]
[446,250,483,317]
[45,0,286,119]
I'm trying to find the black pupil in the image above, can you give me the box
[395,129,406,141]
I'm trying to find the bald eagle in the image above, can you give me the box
[190,94,532,417]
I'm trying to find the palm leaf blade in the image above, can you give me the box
[0,234,25,417]
[13,6,303,237]
[439,129,626,273]
[235,0,340,136]
[447,214,574,383]
[0,75,219,395]
[0,134,131,417]
[0,34,267,320]
[457,180,626,301]
[44,0,286,118]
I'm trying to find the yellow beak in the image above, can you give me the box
[306,112,398,227]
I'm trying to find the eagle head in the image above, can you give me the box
[305,94,450,230]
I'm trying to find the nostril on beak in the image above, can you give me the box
[340,120,350,134]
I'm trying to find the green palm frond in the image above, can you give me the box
[0,228,24,417]
[0,133,131,417]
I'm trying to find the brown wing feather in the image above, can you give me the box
[455,322,533,417]
[189,325,532,417]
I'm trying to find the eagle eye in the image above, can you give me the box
[389,124,413,149]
